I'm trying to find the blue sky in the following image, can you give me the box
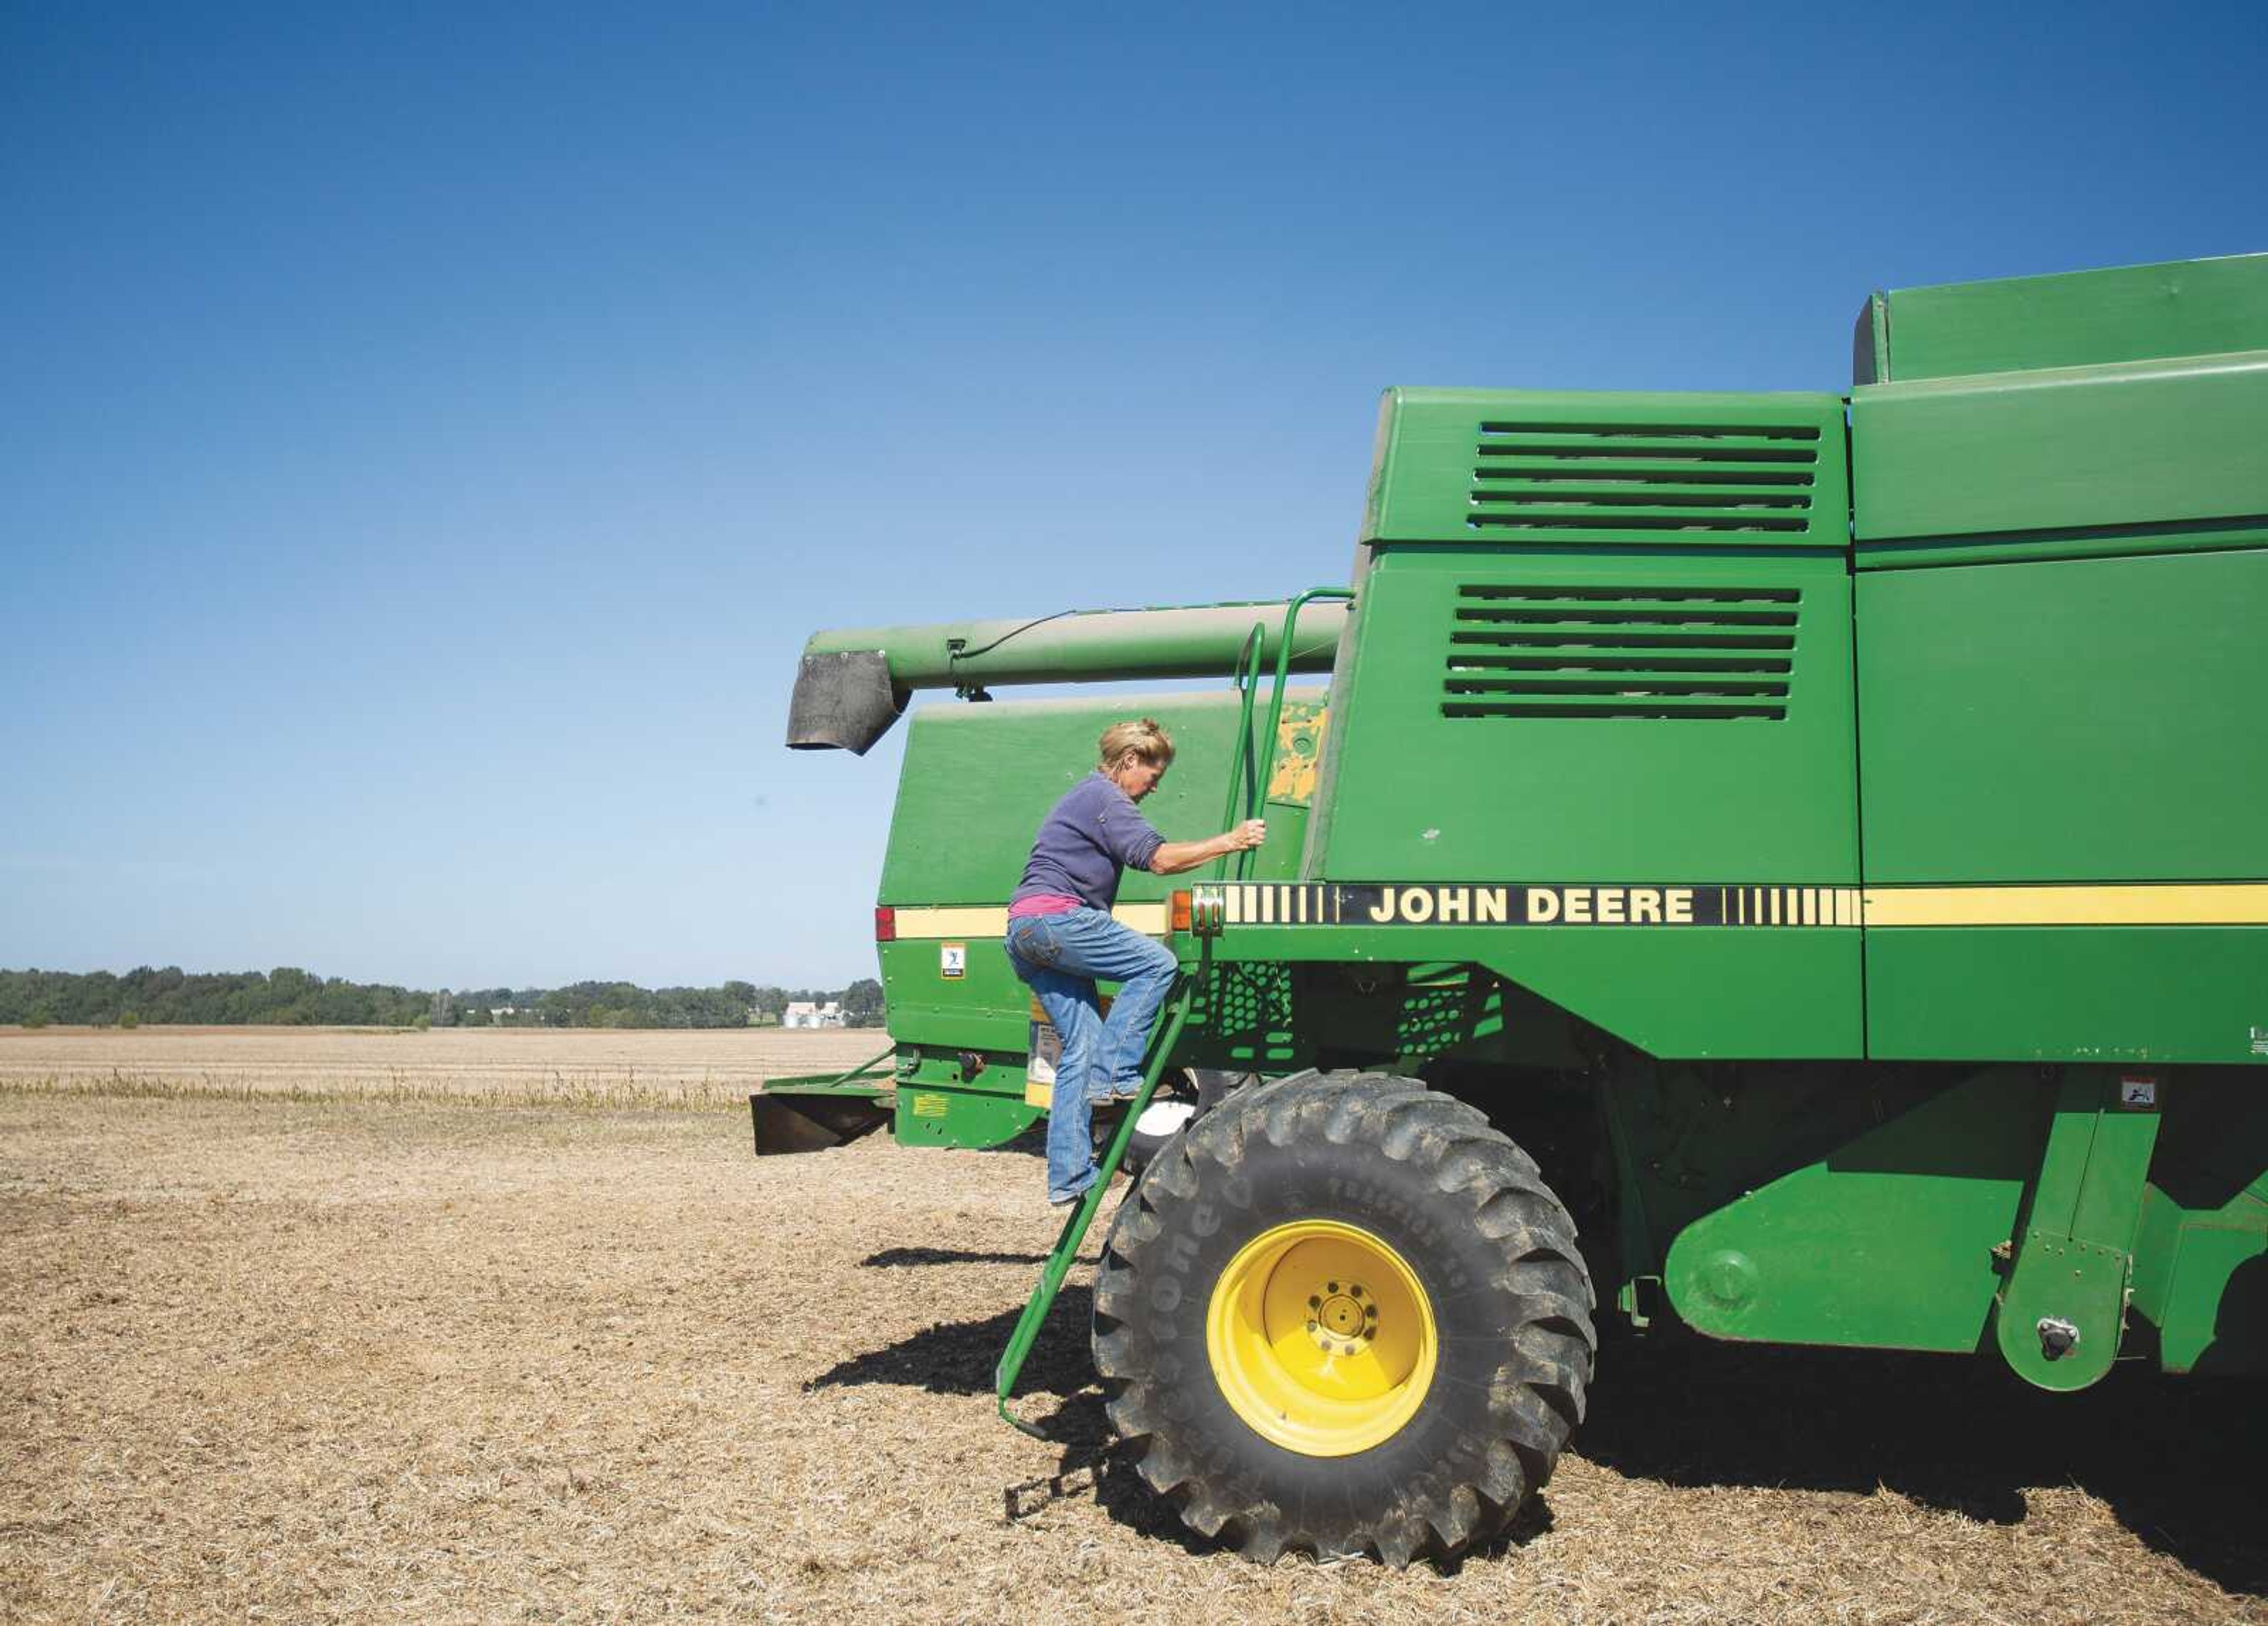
[4,2,2262,988]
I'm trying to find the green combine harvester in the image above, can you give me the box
[770,254,2268,1566]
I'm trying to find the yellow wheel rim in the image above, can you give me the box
[1205,1220,1437,1457]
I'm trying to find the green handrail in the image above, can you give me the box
[994,980,1197,1438]
[1240,586,1356,882]
[1212,622,1269,879]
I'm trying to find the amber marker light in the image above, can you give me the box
[1171,891,1193,934]
[873,906,897,942]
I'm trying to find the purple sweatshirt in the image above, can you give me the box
[1011,771,1166,913]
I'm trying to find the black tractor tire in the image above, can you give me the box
[1092,1069,1596,1567]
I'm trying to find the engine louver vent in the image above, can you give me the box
[1469,421,1824,538]
[1445,584,1798,721]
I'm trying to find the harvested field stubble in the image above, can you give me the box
[0,1034,2262,1624]
[0,1025,885,1110]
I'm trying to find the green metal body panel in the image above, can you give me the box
[1661,1068,2040,1351]
[1866,929,2268,1065]
[1995,1071,2162,1390]
[1854,545,2268,1065]
[2148,1219,2268,1373]
[1475,930,1858,1060]
[1867,253,2268,382]
[889,1070,1038,1147]
[1853,548,2268,884]
[1852,351,2268,554]
[2134,1190,2268,1375]
[877,938,1031,1054]
[2129,1076,2268,1374]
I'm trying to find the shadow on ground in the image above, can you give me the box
[804,1288,1094,1399]
[859,1246,1050,1268]
[809,1295,2266,1591]
[1579,1332,2266,1597]
[802,1286,1227,1553]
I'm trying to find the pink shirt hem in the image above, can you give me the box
[1008,893,1083,920]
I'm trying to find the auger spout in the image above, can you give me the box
[786,598,1348,753]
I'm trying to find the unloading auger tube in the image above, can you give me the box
[784,599,1350,754]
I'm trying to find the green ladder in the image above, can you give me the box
[993,979,1195,1438]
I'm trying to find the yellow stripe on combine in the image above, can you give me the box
[895,887,2268,937]
[891,902,1170,939]
[1863,883,2268,928]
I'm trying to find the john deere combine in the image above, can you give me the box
[772,254,2268,1566]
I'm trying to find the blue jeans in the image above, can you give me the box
[1003,907,1180,1201]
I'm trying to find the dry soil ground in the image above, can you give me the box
[2,1029,2262,1624]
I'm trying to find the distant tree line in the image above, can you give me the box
[0,967,887,1030]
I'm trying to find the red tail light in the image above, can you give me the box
[873,906,897,942]
[1170,890,1192,934]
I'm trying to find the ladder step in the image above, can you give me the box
[995,981,1194,1436]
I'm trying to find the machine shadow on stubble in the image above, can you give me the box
[801,1271,2264,1589]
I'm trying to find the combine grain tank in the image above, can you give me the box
[771,254,2268,1566]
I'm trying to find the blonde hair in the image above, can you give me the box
[1098,717,1175,771]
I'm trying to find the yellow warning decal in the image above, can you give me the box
[1267,703,1328,804]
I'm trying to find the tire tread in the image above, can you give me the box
[1095,1069,1596,1567]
